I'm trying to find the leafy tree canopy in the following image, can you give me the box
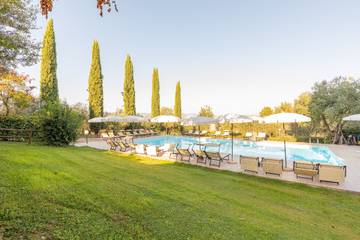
[199,105,214,118]
[40,0,118,18]
[0,0,39,74]
[294,92,312,116]
[310,76,360,144]
[259,106,273,117]
[274,102,293,113]
[0,71,34,116]
[160,106,173,115]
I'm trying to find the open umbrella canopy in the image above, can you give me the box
[151,115,180,123]
[88,117,107,123]
[248,115,264,123]
[117,115,147,123]
[263,113,311,124]
[219,114,253,124]
[182,116,218,126]
[88,115,146,123]
[343,114,360,121]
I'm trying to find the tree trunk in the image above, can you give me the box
[332,122,347,144]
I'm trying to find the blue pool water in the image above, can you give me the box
[135,136,345,166]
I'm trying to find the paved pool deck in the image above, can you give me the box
[75,138,360,193]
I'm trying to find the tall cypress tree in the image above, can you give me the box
[123,55,136,115]
[88,40,104,119]
[40,19,58,104]
[174,81,182,118]
[151,68,160,117]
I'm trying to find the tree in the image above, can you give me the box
[199,105,214,118]
[0,71,34,116]
[40,0,118,18]
[160,106,173,115]
[294,92,312,116]
[274,102,293,113]
[88,41,104,120]
[174,81,182,118]
[123,55,136,115]
[151,68,160,117]
[259,106,273,117]
[0,0,39,74]
[310,77,360,144]
[40,19,58,104]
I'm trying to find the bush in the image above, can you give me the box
[37,102,82,146]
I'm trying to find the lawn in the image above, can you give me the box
[0,142,359,239]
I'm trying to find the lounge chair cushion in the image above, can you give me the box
[240,156,259,173]
[263,158,283,175]
[319,164,346,184]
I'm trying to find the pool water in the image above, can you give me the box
[134,136,345,166]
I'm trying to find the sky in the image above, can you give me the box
[24,0,360,115]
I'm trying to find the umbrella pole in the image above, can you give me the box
[283,123,287,168]
[231,123,234,161]
[198,125,201,144]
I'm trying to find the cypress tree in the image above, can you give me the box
[174,81,182,118]
[151,68,160,117]
[40,19,58,104]
[88,40,104,119]
[123,55,136,115]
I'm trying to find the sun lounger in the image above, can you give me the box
[256,132,266,141]
[184,130,194,136]
[135,144,146,154]
[240,156,259,173]
[150,129,159,135]
[193,130,201,136]
[167,144,179,158]
[114,139,131,152]
[293,161,318,181]
[205,151,230,167]
[124,131,134,137]
[137,129,148,136]
[244,132,253,140]
[144,129,153,136]
[262,158,283,175]
[200,130,208,136]
[176,145,192,162]
[107,131,116,138]
[319,164,346,184]
[106,139,117,151]
[146,145,160,156]
[101,132,110,139]
[116,131,126,138]
[222,130,231,138]
[192,144,208,164]
[212,131,221,138]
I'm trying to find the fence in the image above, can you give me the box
[0,128,34,144]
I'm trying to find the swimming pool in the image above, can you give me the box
[134,136,345,166]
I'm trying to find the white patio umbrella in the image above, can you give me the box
[263,112,311,168]
[183,116,218,125]
[115,115,146,123]
[182,116,218,143]
[88,117,107,123]
[151,115,181,134]
[343,114,360,121]
[219,114,253,164]
[89,115,146,123]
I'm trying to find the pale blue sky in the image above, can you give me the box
[24,0,360,114]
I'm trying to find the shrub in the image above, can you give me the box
[37,102,82,146]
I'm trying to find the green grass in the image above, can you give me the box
[0,142,359,239]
